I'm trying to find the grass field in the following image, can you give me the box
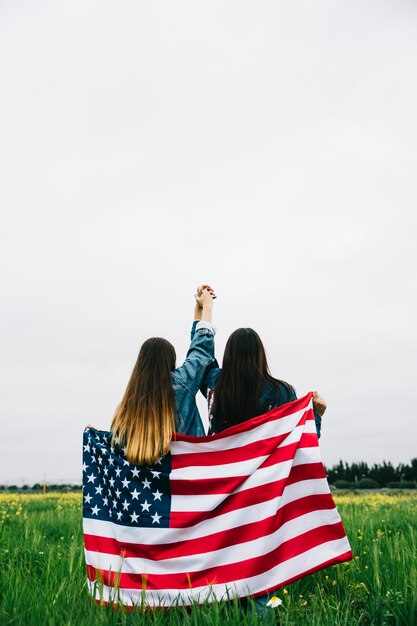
[0,492,416,626]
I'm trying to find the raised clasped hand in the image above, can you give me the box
[195,284,217,307]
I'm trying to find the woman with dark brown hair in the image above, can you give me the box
[111,285,216,466]
[203,327,326,437]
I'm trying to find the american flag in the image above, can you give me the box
[82,392,353,607]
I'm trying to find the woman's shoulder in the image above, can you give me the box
[261,379,296,407]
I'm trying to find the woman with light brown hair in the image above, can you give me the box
[111,285,216,466]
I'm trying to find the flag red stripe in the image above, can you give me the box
[86,521,348,590]
[170,474,246,496]
[84,492,336,559]
[285,462,326,485]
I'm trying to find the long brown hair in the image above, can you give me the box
[111,338,176,465]
[211,328,292,431]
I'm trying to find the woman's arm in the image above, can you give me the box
[191,284,216,340]
[312,391,326,439]
[195,286,215,323]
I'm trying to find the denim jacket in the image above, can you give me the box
[201,368,322,438]
[171,321,217,436]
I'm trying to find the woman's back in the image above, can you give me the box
[205,367,296,434]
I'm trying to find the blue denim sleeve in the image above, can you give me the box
[174,327,216,395]
[190,320,198,341]
[313,409,322,439]
[200,367,221,398]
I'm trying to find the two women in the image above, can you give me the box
[112,282,326,461]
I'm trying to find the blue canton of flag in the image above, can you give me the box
[82,428,172,528]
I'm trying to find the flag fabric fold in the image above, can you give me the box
[82,392,353,607]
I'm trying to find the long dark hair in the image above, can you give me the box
[111,338,177,465]
[211,328,292,431]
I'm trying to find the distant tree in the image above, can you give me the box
[400,458,417,481]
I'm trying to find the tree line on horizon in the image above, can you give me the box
[324,457,417,489]
[1,458,416,491]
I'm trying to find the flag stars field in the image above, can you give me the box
[82,429,168,533]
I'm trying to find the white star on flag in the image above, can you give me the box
[131,488,140,500]
[151,511,161,524]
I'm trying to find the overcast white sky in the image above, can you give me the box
[1,0,416,484]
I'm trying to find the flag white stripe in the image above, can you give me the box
[292,446,322,466]
[84,507,343,574]
[171,404,313,456]
[87,536,350,607]
[83,477,331,545]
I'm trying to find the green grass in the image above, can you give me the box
[0,492,416,625]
